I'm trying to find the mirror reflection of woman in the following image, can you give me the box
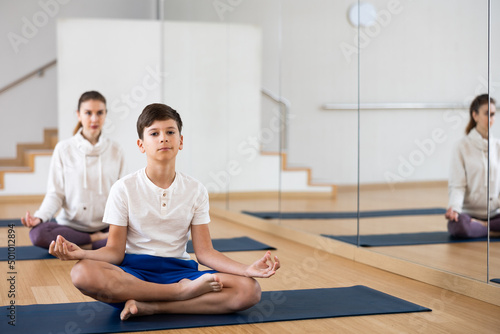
[21,91,126,249]
[446,94,500,238]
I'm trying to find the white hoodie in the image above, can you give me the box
[34,129,126,232]
[448,127,500,219]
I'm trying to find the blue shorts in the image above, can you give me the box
[108,253,217,308]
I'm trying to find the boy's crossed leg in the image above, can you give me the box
[120,272,261,320]
[70,259,222,304]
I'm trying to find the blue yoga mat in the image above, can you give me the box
[322,231,500,247]
[0,285,430,333]
[0,236,276,261]
[0,219,22,227]
[242,208,447,220]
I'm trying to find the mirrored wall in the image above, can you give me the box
[161,0,499,285]
[357,0,490,282]
[490,0,500,283]
[162,0,282,216]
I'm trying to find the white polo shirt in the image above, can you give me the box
[103,168,210,259]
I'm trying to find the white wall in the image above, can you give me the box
[57,18,162,176]
[0,0,156,158]
[0,66,58,158]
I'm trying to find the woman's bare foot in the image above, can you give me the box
[90,231,109,242]
[120,300,153,320]
[471,218,488,228]
[178,274,223,300]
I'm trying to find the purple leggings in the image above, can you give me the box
[29,221,108,249]
[447,213,500,238]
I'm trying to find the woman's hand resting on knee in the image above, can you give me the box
[21,211,42,228]
[445,208,459,222]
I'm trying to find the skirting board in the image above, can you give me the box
[336,180,447,192]
[209,206,500,307]
[207,181,447,200]
[209,191,335,200]
[0,194,44,203]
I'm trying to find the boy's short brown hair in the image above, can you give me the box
[137,103,183,139]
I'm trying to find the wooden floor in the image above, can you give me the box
[1,198,500,333]
[212,185,500,282]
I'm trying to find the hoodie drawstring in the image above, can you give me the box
[83,153,88,190]
[98,155,103,195]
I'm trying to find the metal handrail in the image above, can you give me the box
[322,102,468,110]
[0,59,57,95]
[261,88,291,151]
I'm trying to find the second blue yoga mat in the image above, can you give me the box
[0,236,276,261]
[0,285,430,333]
[0,219,22,227]
[242,207,447,219]
[322,231,500,247]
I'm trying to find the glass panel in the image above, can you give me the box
[162,0,281,218]
[489,0,500,285]
[278,0,359,238]
[358,0,488,281]
[223,0,282,217]
[162,0,230,209]
[161,0,494,284]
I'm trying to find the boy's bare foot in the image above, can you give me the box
[120,274,222,320]
[120,300,154,320]
[178,274,223,300]
[90,231,109,242]
[120,275,222,320]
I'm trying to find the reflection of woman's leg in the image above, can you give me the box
[447,213,488,238]
[489,215,500,232]
[91,238,107,249]
[29,221,91,248]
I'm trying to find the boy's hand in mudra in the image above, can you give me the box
[245,251,280,278]
[49,235,85,261]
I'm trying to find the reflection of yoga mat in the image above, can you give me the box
[0,237,276,261]
[0,219,22,227]
[187,236,276,253]
[0,286,430,333]
[243,208,447,219]
[322,231,500,247]
[491,279,500,284]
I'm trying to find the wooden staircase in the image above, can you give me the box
[261,151,338,198]
[0,128,57,189]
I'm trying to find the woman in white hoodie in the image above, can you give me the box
[21,91,125,249]
[446,94,500,238]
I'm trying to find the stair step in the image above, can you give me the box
[0,128,57,167]
[0,128,57,190]
[0,166,32,172]
[259,150,337,198]
[24,149,54,156]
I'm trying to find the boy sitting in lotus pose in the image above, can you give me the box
[49,103,280,320]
